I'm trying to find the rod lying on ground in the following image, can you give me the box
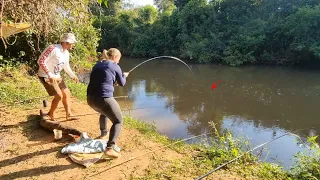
[195,128,306,180]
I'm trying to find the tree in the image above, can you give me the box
[94,0,320,66]
[174,0,190,9]
[154,0,176,15]
[138,5,158,25]
[0,0,100,71]
[97,0,123,16]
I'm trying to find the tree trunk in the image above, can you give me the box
[39,109,82,136]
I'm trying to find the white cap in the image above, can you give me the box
[60,33,77,44]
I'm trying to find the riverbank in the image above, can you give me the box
[0,96,250,179]
[0,68,318,180]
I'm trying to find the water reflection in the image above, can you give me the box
[81,57,319,168]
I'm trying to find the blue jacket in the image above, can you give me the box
[87,60,126,98]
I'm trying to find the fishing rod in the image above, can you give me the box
[89,132,213,177]
[41,105,163,121]
[128,56,196,80]
[195,128,307,180]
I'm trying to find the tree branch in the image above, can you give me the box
[0,0,7,49]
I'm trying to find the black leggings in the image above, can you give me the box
[87,96,123,148]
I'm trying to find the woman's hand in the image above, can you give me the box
[123,72,129,78]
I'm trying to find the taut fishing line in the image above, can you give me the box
[128,56,196,80]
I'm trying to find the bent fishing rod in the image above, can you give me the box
[195,128,307,180]
[128,56,196,80]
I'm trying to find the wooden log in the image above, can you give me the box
[39,109,82,136]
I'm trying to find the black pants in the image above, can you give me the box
[87,96,123,148]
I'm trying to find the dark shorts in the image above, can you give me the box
[38,76,67,96]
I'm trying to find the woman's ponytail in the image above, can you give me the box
[101,49,108,60]
[99,48,121,60]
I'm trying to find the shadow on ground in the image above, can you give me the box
[0,164,78,180]
[0,145,65,169]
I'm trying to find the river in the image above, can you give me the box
[81,57,319,169]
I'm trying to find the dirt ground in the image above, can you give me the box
[0,98,249,180]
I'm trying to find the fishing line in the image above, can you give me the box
[0,96,128,109]
[128,56,196,80]
[3,106,163,126]
[40,106,163,121]
[89,132,213,177]
[195,128,307,180]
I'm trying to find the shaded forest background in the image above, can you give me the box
[1,0,320,71]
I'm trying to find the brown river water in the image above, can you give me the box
[80,57,319,169]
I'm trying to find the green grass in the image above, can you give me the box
[121,116,290,179]
[0,66,88,108]
[65,78,88,101]
[0,67,48,108]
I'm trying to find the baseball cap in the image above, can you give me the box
[60,33,77,44]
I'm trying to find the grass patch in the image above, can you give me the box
[0,67,47,108]
[0,66,88,108]
[123,116,186,152]
[289,136,320,180]
[123,116,166,142]
[65,78,88,101]
[122,117,291,179]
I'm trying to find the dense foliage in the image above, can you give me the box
[0,0,100,73]
[97,0,320,67]
[1,0,320,70]
[290,136,320,179]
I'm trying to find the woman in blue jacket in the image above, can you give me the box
[87,48,129,158]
